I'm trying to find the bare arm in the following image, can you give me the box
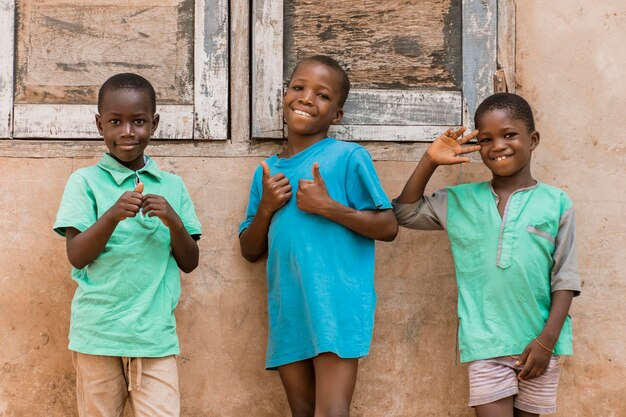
[396,128,480,204]
[517,290,575,380]
[297,163,398,241]
[240,161,292,262]
[65,189,143,269]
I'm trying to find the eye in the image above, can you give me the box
[478,137,491,144]
[134,119,145,126]
[110,119,120,125]
[292,85,303,91]
[504,132,516,139]
[317,93,330,100]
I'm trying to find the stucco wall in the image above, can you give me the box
[1,0,625,415]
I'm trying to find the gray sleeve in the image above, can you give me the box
[392,188,448,230]
[551,207,581,296]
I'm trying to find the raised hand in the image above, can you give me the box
[516,338,553,380]
[426,127,481,165]
[297,162,332,215]
[259,161,292,214]
[107,189,143,222]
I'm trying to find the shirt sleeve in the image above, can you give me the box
[345,147,392,210]
[551,206,581,296]
[238,165,263,235]
[178,178,202,240]
[391,188,448,230]
[53,172,97,237]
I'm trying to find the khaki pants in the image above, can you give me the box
[72,351,180,417]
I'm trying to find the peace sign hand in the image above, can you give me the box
[426,127,481,166]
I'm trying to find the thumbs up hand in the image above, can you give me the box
[259,161,293,215]
[297,162,332,215]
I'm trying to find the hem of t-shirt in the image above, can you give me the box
[69,343,180,358]
[460,346,573,363]
[265,345,369,370]
[551,285,581,297]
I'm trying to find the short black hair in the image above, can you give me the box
[98,73,157,114]
[290,55,351,107]
[474,93,535,133]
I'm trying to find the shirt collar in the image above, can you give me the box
[97,153,163,185]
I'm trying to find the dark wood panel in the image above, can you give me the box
[15,0,194,104]
[284,0,461,89]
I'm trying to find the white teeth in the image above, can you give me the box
[293,109,313,117]
[495,155,509,161]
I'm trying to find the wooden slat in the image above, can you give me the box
[0,139,434,162]
[497,0,516,93]
[194,0,229,140]
[0,0,15,139]
[328,124,459,142]
[12,104,193,139]
[341,89,461,126]
[462,0,497,128]
[230,0,250,143]
[252,0,284,138]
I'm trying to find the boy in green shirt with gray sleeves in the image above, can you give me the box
[54,73,201,417]
[393,93,580,417]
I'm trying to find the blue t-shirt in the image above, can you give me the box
[239,138,392,369]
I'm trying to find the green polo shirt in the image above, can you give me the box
[54,153,202,357]
[393,182,580,363]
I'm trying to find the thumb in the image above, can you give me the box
[260,161,270,179]
[312,162,323,183]
[134,182,144,193]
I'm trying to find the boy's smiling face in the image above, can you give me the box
[477,108,540,179]
[96,88,159,171]
[283,61,344,141]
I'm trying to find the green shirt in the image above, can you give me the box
[54,153,202,357]
[393,182,580,362]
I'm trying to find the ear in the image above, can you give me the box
[151,113,160,135]
[530,130,540,151]
[331,107,344,125]
[95,114,104,136]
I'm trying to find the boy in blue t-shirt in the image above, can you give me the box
[54,73,201,417]
[239,55,398,416]
[393,93,580,416]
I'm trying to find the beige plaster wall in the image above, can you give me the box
[1,0,625,415]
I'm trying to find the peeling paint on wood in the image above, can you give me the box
[284,0,461,89]
[0,0,15,139]
[12,104,193,139]
[15,0,194,105]
[497,0,516,93]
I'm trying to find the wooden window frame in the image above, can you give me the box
[0,0,228,140]
[252,0,515,142]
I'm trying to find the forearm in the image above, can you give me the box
[396,153,438,204]
[538,290,575,348]
[66,211,119,269]
[318,202,398,241]
[239,207,274,262]
[169,221,200,273]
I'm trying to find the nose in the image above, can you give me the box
[492,136,507,151]
[121,122,134,137]
[297,89,314,105]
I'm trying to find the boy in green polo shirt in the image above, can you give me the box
[393,93,580,416]
[54,73,201,417]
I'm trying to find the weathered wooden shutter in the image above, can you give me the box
[253,0,507,142]
[0,0,228,140]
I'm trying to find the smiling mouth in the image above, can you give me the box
[493,155,510,161]
[292,109,313,118]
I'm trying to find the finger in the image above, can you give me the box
[457,145,482,154]
[453,157,472,164]
[312,162,323,183]
[280,184,293,193]
[274,176,290,187]
[517,348,530,366]
[518,363,531,380]
[133,182,144,193]
[459,129,479,144]
[451,126,467,139]
[260,161,270,179]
